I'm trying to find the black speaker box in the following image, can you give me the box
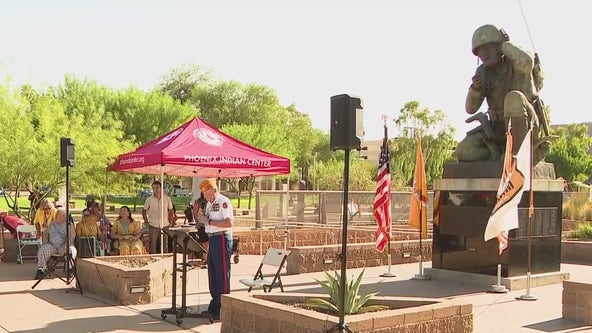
[330,94,364,151]
[60,137,75,167]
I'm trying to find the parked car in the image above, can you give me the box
[139,188,153,198]
[172,184,191,197]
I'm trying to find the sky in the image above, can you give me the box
[1,0,590,142]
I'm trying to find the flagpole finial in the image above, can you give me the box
[381,114,388,127]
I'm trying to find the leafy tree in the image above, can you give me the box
[0,83,46,216]
[107,86,196,144]
[159,65,323,190]
[283,104,319,185]
[29,91,136,197]
[0,78,143,216]
[391,101,456,185]
[192,80,283,128]
[315,158,375,191]
[547,124,592,181]
[222,123,296,208]
[158,64,214,104]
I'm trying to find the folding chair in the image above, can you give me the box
[32,251,80,292]
[16,225,41,264]
[239,248,291,292]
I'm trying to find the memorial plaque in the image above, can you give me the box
[432,163,563,277]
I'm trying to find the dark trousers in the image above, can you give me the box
[148,225,167,254]
[207,232,232,316]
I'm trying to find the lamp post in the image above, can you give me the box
[313,152,317,191]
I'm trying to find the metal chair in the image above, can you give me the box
[239,248,291,292]
[16,224,41,264]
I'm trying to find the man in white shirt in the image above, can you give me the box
[196,178,233,320]
[142,181,174,254]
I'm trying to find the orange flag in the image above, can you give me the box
[409,137,428,238]
[484,129,531,255]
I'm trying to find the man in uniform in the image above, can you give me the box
[197,178,233,321]
[456,24,552,162]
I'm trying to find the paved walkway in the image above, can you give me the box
[1,256,592,333]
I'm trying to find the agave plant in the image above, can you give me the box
[305,269,389,315]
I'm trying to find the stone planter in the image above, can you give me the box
[562,219,579,232]
[77,254,180,305]
[221,293,473,333]
[562,241,592,265]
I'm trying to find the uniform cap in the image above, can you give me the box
[199,178,217,192]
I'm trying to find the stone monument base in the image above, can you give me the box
[432,161,563,277]
[424,268,569,291]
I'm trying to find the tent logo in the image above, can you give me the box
[157,129,183,145]
[194,129,224,146]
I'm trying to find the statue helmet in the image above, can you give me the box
[471,24,504,55]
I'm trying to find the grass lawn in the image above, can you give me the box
[0,194,254,218]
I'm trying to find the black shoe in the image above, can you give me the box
[212,315,220,321]
[34,269,45,280]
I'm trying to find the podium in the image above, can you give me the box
[160,226,211,325]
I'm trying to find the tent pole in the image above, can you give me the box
[104,169,108,255]
[160,166,164,255]
[286,177,290,226]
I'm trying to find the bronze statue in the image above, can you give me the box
[455,24,554,163]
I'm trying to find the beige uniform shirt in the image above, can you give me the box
[143,195,173,229]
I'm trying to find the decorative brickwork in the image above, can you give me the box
[563,280,592,324]
[221,293,472,333]
[234,227,427,256]
[285,240,431,275]
[77,254,180,305]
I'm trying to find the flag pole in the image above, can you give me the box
[413,136,430,280]
[518,128,537,301]
[412,198,430,279]
[379,115,396,278]
[488,254,509,293]
[380,222,395,277]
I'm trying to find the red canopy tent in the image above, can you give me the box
[110,117,291,177]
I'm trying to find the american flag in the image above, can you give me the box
[374,129,391,252]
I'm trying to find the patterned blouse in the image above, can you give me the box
[48,221,67,250]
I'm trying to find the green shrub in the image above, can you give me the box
[305,269,389,315]
[569,222,592,240]
[584,205,592,222]
[563,193,592,220]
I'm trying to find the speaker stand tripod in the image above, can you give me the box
[32,164,82,294]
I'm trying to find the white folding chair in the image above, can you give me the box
[16,225,41,264]
[239,248,291,292]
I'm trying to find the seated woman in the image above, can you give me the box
[33,199,57,243]
[75,208,103,257]
[34,207,77,279]
[111,206,145,255]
